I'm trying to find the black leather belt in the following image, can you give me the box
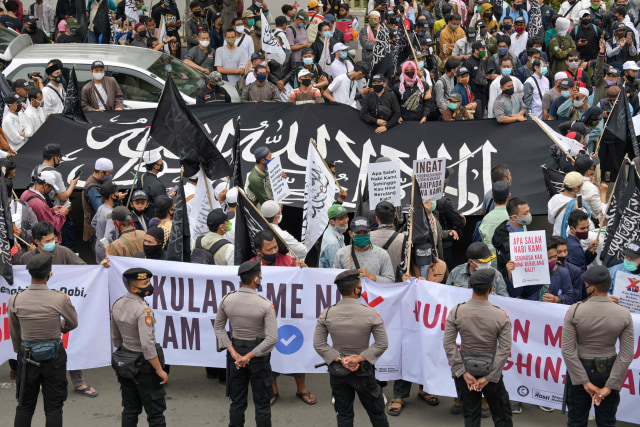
[232,337,264,348]
[580,356,616,374]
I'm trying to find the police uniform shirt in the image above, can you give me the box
[111,293,159,360]
[443,299,512,383]
[8,284,78,353]
[562,296,635,390]
[213,287,278,358]
[313,298,388,365]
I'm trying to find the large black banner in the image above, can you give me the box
[16,104,552,215]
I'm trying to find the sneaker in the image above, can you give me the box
[481,398,490,418]
[511,401,523,414]
[538,406,554,412]
[450,398,462,415]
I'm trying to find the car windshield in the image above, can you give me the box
[146,55,205,99]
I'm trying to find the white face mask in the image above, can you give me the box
[276,214,282,224]
[475,261,491,270]
[200,40,210,48]
[235,25,245,34]
[93,72,104,81]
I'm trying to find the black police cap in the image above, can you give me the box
[123,267,153,281]
[334,269,362,286]
[468,269,495,288]
[238,260,261,277]
[26,253,53,278]
[581,265,611,287]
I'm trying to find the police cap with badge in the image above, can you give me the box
[123,267,154,282]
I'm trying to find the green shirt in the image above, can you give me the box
[479,206,509,268]
[246,165,273,209]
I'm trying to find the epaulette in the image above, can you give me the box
[10,289,25,308]
[492,305,509,318]
[220,290,237,304]
[453,302,465,320]
[572,302,583,320]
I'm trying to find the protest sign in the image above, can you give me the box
[268,155,290,203]
[367,161,401,207]
[413,158,447,203]
[509,231,550,288]
[612,271,640,313]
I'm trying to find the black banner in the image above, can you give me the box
[17,104,552,215]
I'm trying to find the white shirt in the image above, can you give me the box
[184,181,197,217]
[235,31,255,59]
[272,223,308,260]
[488,76,524,118]
[328,73,361,108]
[548,193,573,236]
[328,58,353,79]
[94,83,108,110]
[558,0,591,27]
[581,176,604,217]
[23,104,46,134]
[274,29,291,50]
[524,73,550,119]
[4,111,33,151]
[510,31,529,59]
[42,83,65,116]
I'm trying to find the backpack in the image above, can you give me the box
[190,235,230,264]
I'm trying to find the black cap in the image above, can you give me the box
[606,67,620,77]
[466,242,496,262]
[91,60,105,70]
[251,52,265,61]
[416,20,429,29]
[623,240,640,258]
[99,180,118,197]
[413,242,432,267]
[574,154,600,174]
[492,180,510,201]
[465,27,476,38]
[26,253,53,278]
[43,143,62,157]
[581,106,603,124]
[334,269,362,286]
[301,47,314,56]
[581,265,611,287]
[154,195,173,212]
[14,79,29,89]
[207,208,228,230]
[350,216,371,232]
[107,206,132,221]
[559,78,574,89]
[254,146,270,161]
[131,189,148,201]
[469,269,495,288]
[275,15,288,26]
[25,15,38,23]
[123,267,153,281]
[146,226,165,246]
[3,91,24,104]
[372,74,385,82]
[570,121,589,136]
[238,260,261,276]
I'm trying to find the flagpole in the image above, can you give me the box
[200,164,214,210]
[595,154,629,243]
[236,187,302,264]
[310,138,343,191]
[594,89,622,155]
[529,114,575,162]
[406,173,416,276]
[125,130,152,207]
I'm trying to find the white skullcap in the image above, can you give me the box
[226,187,238,204]
[261,200,280,218]
[94,158,113,171]
[142,151,162,164]
[554,72,565,81]
[369,11,380,18]
[578,87,590,98]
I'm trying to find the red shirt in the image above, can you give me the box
[251,253,297,267]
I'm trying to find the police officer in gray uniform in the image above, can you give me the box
[111,267,169,427]
[562,265,634,426]
[214,260,278,427]
[9,253,78,427]
[313,269,390,427]
[443,269,513,427]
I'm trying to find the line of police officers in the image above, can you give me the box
[7,254,635,427]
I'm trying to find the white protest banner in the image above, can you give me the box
[367,161,401,207]
[413,158,447,203]
[261,11,286,65]
[268,155,290,203]
[509,230,550,288]
[612,271,640,313]
[188,168,219,247]
[0,265,111,370]
[530,115,585,157]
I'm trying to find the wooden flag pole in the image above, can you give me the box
[200,164,214,210]
[529,114,575,162]
[406,173,416,276]
[310,138,343,191]
[595,154,628,243]
[594,89,622,155]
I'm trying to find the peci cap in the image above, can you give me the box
[468,269,495,288]
[332,42,349,54]
[328,204,348,220]
[99,180,118,197]
[142,150,162,164]
[91,60,105,70]
[146,226,165,246]
[253,146,270,162]
[26,253,53,278]
[108,205,132,221]
[564,171,584,188]
[623,60,640,71]
[350,216,370,232]
[334,269,362,286]
[123,267,153,281]
[574,154,600,174]
[37,171,60,192]
[492,180,510,201]
[261,200,280,218]
[623,240,640,258]
[466,242,496,263]
[95,157,113,171]
[238,259,261,276]
[131,189,148,201]
[581,265,611,287]
[207,208,228,230]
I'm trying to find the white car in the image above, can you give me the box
[2,36,206,109]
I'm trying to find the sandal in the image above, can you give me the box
[270,393,279,406]
[296,391,317,405]
[387,398,404,416]
[418,390,439,406]
[74,385,98,398]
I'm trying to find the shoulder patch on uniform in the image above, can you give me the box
[143,308,153,326]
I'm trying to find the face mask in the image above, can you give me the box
[247,18,255,27]
[561,90,571,98]
[255,1,263,6]
[226,39,235,46]
[480,28,488,36]
[42,242,55,252]
[573,98,585,107]
[369,19,379,26]
[541,66,548,75]
[53,75,62,83]
[70,29,77,35]
[261,251,278,263]
[193,10,201,17]
[300,78,312,86]
[479,50,487,58]
[574,230,590,240]
[339,51,349,60]
[93,72,105,80]
[606,78,617,86]
[200,40,210,47]
[450,23,459,31]
[137,284,154,297]
[502,68,513,77]
[256,73,267,82]
[548,260,557,270]
[417,61,424,69]
[405,70,415,79]
[137,9,143,16]
[515,27,525,34]
[335,224,348,233]
[143,243,163,258]
[503,24,512,32]
[516,213,532,226]
[624,259,639,272]
[513,3,522,9]
[429,202,437,212]
[137,29,148,38]
[483,11,493,19]
[498,46,509,56]
[323,30,332,38]
[262,158,272,167]
[235,25,245,33]
[581,18,591,25]
[503,87,515,95]
[448,102,458,110]
[475,261,491,270]
[590,3,599,9]
[298,22,305,28]
[353,234,371,248]
[557,255,567,264]
[568,60,580,70]
[303,57,314,66]
[373,84,384,93]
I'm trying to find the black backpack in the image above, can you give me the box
[191,235,230,265]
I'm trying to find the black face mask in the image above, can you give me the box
[502,24,512,31]
[193,10,201,17]
[138,30,148,38]
[581,18,591,25]
[372,84,384,93]
[405,70,415,78]
[260,251,277,264]
[53,75,63,83]
[557,255,567,265]
[132,207,146,216]
[143,244,163,259]
[156,162,165,172]
[136,284,155,297]
[300,78,312,86]
[503,87,515,95]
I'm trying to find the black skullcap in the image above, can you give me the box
[146,227,165,246]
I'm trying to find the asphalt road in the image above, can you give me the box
[0,363,637,426]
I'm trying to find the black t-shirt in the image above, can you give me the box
[57,33,84,43]
[3,16,22,31]
[152,5,181,38]
[196,85,230,103]
[27,29,51,44]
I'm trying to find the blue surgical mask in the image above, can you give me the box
[340,51,348,59]
[561,90,571,98]
[323,30,332,38]
[624,259,639,272]
[42,242,56,252]
[417,61,424,69]
[263,158,272,166]
[298,22,305,28]
[498,46,509,56]
[501,67,512,76]
[137,9,143,16]
[256,73,267,82]
[303,57,314,66]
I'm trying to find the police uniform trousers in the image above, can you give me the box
[453,375,513,427]
[566,360,620,427]
[117,361,167,427]
[15,347,68,427]
[227,344,273,427]
[330,365,389,427]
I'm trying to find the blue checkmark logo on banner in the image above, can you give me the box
[275,325,304,355]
